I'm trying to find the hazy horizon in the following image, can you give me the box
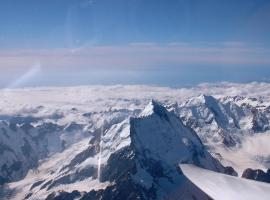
[1,0,270,88]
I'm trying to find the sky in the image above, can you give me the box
[0,0,270,88]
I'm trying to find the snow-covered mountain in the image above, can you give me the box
[0,108,134,185]
[3,100,228,200]
[0,83,270,199]
[179,94,269,148]
[0,119,64,184]
[177,94,270,173]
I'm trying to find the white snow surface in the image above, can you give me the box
[180,164,270,200]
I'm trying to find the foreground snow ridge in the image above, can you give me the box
[180,164,270,200]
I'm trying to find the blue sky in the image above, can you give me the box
[0,0,270,87]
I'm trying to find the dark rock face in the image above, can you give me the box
[64,122,83,132]
[242,168,270,183]
[251,108,269,132]
[224,166,238,176]
[80,179,148,200]
[204,95,229,129]
[45,190,81,200]
[221,134,237,147]
[0,185,14,200]
[100,147,136,183]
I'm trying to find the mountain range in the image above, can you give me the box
[0,83,270,199]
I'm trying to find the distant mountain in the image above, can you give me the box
[178,94,269,149]
[176,94,270,173]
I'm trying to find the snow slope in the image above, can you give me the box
[181,164,270,200]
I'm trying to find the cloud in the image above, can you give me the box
[0,43,269,70]
[128,42,157,47]
[237,132,270,158]
[221,41,248,47]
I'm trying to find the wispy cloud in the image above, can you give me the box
[5,62,41,89]
[0,43,269,70]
